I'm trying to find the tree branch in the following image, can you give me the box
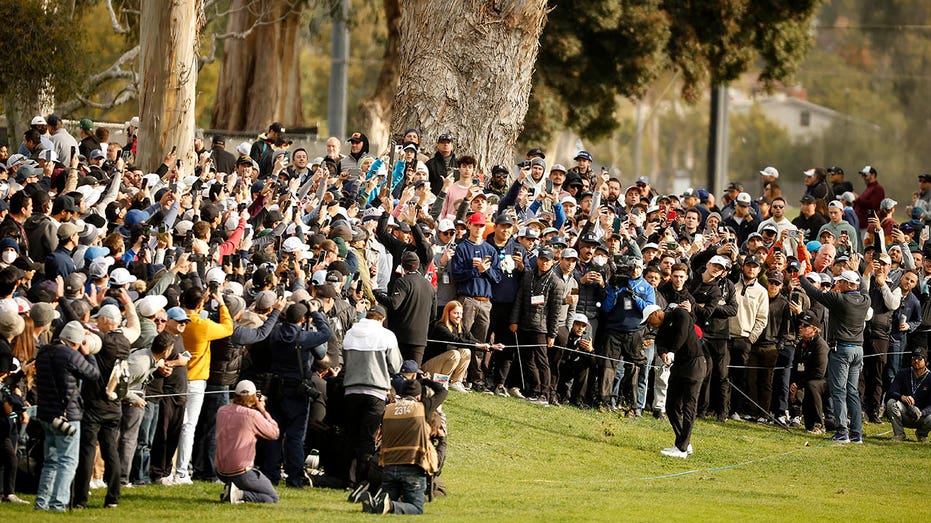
[105,0,130,34]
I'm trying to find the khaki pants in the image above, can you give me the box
[423,349,471,383]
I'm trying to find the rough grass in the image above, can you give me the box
[4,391,923,522]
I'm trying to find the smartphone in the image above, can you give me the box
[787,230,800,238]
[545,179,554,193]
[121,150,132,161]
[70,145,76,159]
[665,242,678,250]
[570,287,579,296]
[667,210,677,221]
[170,145,177,155]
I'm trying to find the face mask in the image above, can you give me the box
[1,250,16,264]
[593,255,608,267]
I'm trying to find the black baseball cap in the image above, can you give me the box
[912,348,927,360]
[800,195,816,204]
[437,134,453,143]
[526,148,545,159]
[798,310,818,327]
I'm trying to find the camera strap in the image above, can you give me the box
[294,342,309,385]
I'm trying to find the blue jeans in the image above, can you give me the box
[383,464,426,515]
[772,345,795,413]
[826,344,863,436]
[132,402,159,484]
[636,341,655,410]
[885,337,904,392]
[34,420,81,512]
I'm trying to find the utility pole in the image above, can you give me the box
[706,85,729,197]
[327,0,350,139]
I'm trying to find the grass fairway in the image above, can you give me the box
[4,392,923,522]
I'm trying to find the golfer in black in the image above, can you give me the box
[643,304,706,458]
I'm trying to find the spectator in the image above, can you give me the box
[790,310,829,433]
[886,349,931,441]
[375,251,436,365]
[853,165,885,237]
[728,255,769,420]
[34,321,99,512]
[216,380,280,504]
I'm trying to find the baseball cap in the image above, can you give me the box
[235,380,257,396]
[437,219,455,233]
[798,311,819,327]
[743,255,761,266]
[709,255,730,268]
[436,134,453,143]
[282,236,310,253]
[859,165,876,176]
[803,168,816,177]
[59,321,86,345]
[736,192,752,206]
[574,151,593,162]
[571,313,589,325]
[57,222,84,239]
[400,360,423,374]
[166,307,190,322]
[136,295,168,317]
[526,148,545,159]
[537,247,556,261]
[92,304,122,322]
[550,164,567,173]
[766,271,784,284]
[30,116,47,126]
[561,248,579,260]
[759,166,779,178]
[109,268,137,286]
[468,213,486,226]
[347,132,363,142]
[833,270,861,285]
[880,198,897,210]
[640,304,662,325]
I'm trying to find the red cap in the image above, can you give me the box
[468,212,486,226]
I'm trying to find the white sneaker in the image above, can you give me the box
[686,444,693,455]
[229,482,244,504]
[660,447,689,458]
[157,476,175,486]
[449,381,469,393]
[508,387,525,399]
[173,474,193,486]
[90,478,106,489]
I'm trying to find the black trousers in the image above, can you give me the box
[150,399,184,481]
[699,338,730,417]
[599,330,642,404]
[667,358,706,452]
[343,394,385,485]
[728,337,751,415]
[800,378,828,430]
[490,302,516,387]
[518,330,550,398]
[399,343,426,367]
[547,326,570,400]
[860,337,888,416]
[73,413,121,507]
[0,433,16,496]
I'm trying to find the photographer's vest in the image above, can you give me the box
[379,398,438,474]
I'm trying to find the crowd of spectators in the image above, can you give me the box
[0,118,930,513]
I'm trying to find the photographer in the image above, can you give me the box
[259,301,331,488]
[599,256,655,412]
[215,380,280,504]
[34,321,99,512]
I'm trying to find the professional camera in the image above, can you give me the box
[51,416,76,436]
[609,256,634,288]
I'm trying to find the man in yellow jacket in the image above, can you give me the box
[173,286,234,484]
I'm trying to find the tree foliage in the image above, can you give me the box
[0,0,87,109]
[524,0,821,143]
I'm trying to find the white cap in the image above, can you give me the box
[109,267,137,286]
[642,242,660,252]
[709,255,730,268]
[833,270,861,286]
[38,149,58,164]
[640,304,663,325]
[93,304,122,322]
[235,380,257,396]
[206,266,226,284]
[437,219,455,232]
[880,198,897,210]
[571,313,589,325]
[281,236,310,253]
[224,212,240,232]
[129,116,140,128]
[760,166,779,178]
[224,281,244,297]
[859,165,873,175]
[803,168,816,177]
[135,295,168,317]
[828,200,844,210]
[236,142,251,156]
[175,220,194,236]
[560,196,577,206]
[31,116,47,126]
[736,192,752,205]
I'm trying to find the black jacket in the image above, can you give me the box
[426,151,457,196]
[688,275,737,339]
[511,267,566,338]
[267,314,332,382]
[424,321,478,362]
[208,310,281,387]
[211,145,237,175]
[82,331,132,421]
[792,334,829,383]
[35,343,100,423]
[655,307,704,373]
[377,271,437,346]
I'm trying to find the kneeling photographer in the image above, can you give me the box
[258,300,331,488]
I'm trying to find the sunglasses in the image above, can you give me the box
[154,318,167,324]
[772,205,785,209]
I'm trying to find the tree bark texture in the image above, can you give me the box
[138,0,201,172]
[211,0,304,132]
[358,0,401,152]
[392,0,548,171]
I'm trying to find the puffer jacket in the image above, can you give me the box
[82,331,132,420]
[510,267,566,338]
[23,212,57,262]
[35,343,100,423]
[689,276,737,339]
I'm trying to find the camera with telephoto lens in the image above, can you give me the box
[51,416,76,436]
[610,257,633,288]
[299,379,320,400]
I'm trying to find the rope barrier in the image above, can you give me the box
[143,389,233,399]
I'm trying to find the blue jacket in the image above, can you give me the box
[450,239,502,299]
[268,313,332,381]
[892,291,921,342]
[603,275,655,332]
[487,237,523,303]
[888,367,931,417]
[45,246,76,279]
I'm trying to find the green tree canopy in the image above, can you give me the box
[523,0,821,144]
